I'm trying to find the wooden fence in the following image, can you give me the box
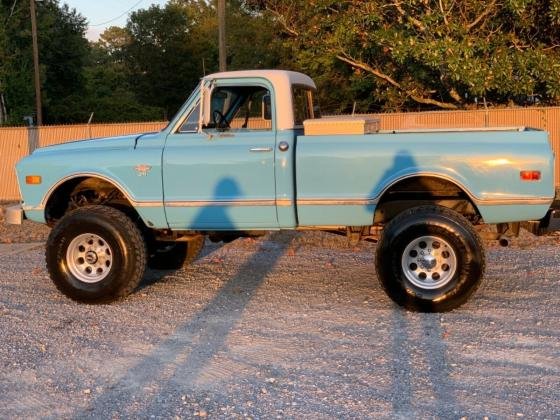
[1,108,559,201]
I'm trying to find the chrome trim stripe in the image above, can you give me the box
[165,199,277,207]
[295,197,552,206]
[475,198,552,206]
[277,199,293,207]
[35,195,551,210]
[151,199,293,207]
[297,198,378,206]
[105,196,556,208]
[132,201,163,208]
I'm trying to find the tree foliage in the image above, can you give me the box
[2,0,560,125]
[83,0,282,121]
[84,27,164,123]
[247,0,560,112]
[120,0,281,118]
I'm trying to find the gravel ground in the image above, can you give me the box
[0,203,50,244]
[1,204,559,419]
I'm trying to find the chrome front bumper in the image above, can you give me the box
[5,204,24,225]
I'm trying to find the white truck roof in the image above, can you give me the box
[203,70,316,131]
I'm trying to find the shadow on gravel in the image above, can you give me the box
[75,232,292,418]
[389,310,466,417]
[137,268,182,291]
[137,241,226,291]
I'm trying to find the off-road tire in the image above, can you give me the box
[46,205,147,303]
[375,205,485,312]
[147,236,205,270]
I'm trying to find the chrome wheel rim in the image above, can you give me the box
[401,235,457,290]
[66,233,113,283]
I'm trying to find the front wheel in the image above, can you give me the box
[375,205,485,312]
[46,205,147,303]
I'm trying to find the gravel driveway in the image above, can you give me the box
[0,216,559,418]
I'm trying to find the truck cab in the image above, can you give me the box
[161,70,317,230]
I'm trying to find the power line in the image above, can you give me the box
[89,0,146,27]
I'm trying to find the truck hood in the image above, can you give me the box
[31,132,156,155]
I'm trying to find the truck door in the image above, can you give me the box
[162,81,278,230]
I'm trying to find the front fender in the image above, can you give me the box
[16,136,167,228]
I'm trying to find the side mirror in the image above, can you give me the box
[262,94,272,121]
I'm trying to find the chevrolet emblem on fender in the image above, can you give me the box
[134,164,152,176]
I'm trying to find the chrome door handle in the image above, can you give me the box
[249,147,273,152]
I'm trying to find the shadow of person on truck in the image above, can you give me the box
[192,177,243,230]
[141,178,244,288]
[372,149,420,221]
[372,148,471,224]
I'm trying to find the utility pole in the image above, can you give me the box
[30,0,42,125]
[218,0,226,72]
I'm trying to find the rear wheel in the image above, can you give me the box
[375,205,485,312]
[46,205,147,303]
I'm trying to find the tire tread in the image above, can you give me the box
[46,205,147,303]
[376,205,486,312]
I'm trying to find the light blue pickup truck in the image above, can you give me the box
[7,70,560,311]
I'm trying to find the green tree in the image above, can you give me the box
[0,0,36,124]
[40,1,89,122]
[247,0,560,112]
[83,26,164,122]
[123,2,201,119]
[122,0,283,118]
[0,0,90,125]
[217,0,284,70]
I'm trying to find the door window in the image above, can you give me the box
[206,86,272,131]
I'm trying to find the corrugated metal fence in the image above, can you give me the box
[0,128,29,202]
[0,122,167,201]
[1,108,559,201]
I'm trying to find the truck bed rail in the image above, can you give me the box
[379,126,538,134]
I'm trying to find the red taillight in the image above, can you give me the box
[520,171,541,181]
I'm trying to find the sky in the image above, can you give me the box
[62,0,169,41]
